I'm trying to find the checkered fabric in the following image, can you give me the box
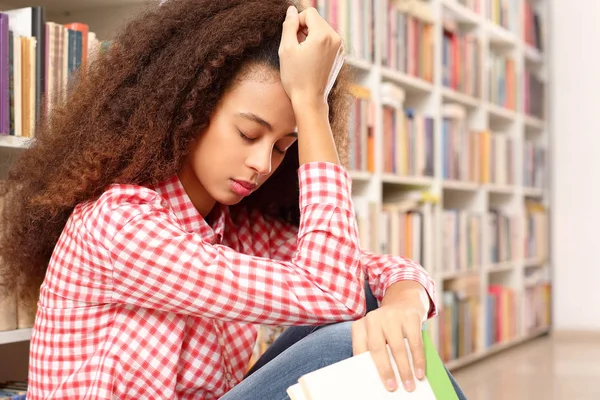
[27,161,436,399]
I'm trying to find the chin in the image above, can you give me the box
[214,192,245,206]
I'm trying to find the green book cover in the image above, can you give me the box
[423,330,459,400]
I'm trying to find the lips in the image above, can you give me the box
[233,180,257,190]
[230,179,257,197]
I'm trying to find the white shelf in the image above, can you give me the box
[485,21,518,47]
[381,174,434,187]
[487,103,518,124]
[0,328,32,345]
[487,262,517,273]
[441,0,481,26]
[485,184,517,195]
[350,170,372,182]
[380,67,433,94]
[0,135,29,149]
[524,115,545,131]
[441,87,480,108]
[523,187,544,197]
[345,56,373,73]
[441,268,480,280]
[442,180,479,192]
[446,327,551,371]
[524,45,544,64]
[524,258,547,268]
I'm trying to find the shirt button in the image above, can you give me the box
[226,373,232,381]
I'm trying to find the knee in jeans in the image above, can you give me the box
[309,321,353,359]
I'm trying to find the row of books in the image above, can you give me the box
[442,21,481,98]
[439,276,481,362]
[487,0,519,34]
[383,107,434,177]
[524,201,548,261]
[523,276,552,334]
[348,99,543,185]
[0,6,107,138]
[381,82,434,177]
[430,278,547,361]
[354,195,430,264]
[523,0,544,51]
[380,198,429,264]
[382,0,434,82]
[357,200,548,277]
[523,142,546,189]
[524,69,545,119]
[442,210,484,274]
[302,0,375,63]
[442,105,516,186]
[488,210,519,264]
[486,284,518,346]
[488,53,517,110]
[441,209,527,274]
[437,280,548,361]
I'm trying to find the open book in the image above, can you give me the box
[286,331,458,400]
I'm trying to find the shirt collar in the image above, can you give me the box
[152,175,225,243]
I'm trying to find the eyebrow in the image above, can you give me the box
[238,112,298,137]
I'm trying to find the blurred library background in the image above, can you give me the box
[0,0,598,399]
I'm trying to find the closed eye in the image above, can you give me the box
[274,146,286,155]
[240,129,287,155]
[238,129,255,142]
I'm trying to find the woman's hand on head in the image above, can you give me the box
[278,6,343,108]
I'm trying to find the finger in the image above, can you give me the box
[297,27,308,44]
[351,320,368,356]
[280,5,300,46]
[297,7,326,34]
[405,324,426,381]
[387,334,414,392]
[366,318,397,392]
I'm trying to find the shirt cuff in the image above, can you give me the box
[298,162,353,211]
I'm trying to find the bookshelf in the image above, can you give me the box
[0,0,551,378]
[303,0,552,371]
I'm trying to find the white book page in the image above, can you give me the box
[295,340,437,399]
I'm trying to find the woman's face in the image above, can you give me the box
[178,64,298,216]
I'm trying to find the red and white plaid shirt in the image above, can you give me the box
[27,162,436,399]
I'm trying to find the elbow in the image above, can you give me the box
[349,301,366,320]
[342,278,367,320]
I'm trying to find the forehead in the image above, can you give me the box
[222,66,295,126]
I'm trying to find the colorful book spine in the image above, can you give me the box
[0,13,9,135]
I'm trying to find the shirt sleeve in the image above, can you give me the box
[100,162,365,325]
[261,209,438,320]
[360,250,438,319]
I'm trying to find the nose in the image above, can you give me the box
[246,145,273,176]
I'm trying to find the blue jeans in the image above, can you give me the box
[221,284,467,400]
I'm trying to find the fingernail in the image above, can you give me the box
[287,6,297,16]
[386,379,397,391]
[417,368,425,379]
[404,380,415,391]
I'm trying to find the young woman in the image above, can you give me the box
[0,0,467,399]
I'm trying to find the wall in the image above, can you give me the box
[551,0,600,331]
